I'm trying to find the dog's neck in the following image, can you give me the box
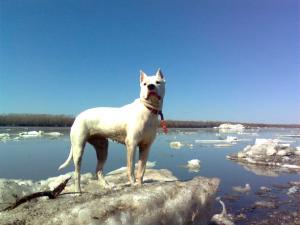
[139,92,168,133]
[140,92,163,115]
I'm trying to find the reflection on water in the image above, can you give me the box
[236,161,300,177]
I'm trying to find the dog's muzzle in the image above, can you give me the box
[147,84,156,91]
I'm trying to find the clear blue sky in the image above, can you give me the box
[0,0,299,124]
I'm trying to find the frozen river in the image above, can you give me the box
[1,126,300,224]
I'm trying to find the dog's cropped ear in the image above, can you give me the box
[156,68,164,80]
[140,70,147,83]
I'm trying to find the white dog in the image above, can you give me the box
[58,69,166,192]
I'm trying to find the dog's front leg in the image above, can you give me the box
[126,141,137,184]
[136,143,151,185]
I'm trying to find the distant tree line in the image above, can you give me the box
[0,114,74,127]
[166,120,222,128]
[0,114,299,128]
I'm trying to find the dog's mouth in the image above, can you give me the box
[146,91,161,100]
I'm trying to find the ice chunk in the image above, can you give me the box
[255,138,275,145]
[0,170,220,225]
[214,144,233,148]
[227,139,300,175]
[259,186,271,192]
[44,132,64,137]
[254,200,277,209]
[255,138,291,146]
[277,150,291,156]
[195,139,224,144]
[287,186,298,195]
[195,136,238,145]
[186,159,201,172]
[226,136,238,143]
[282,164,300,169]
[169,141,184,149]
[279,134,300,138]
[0,133,10,142]
[219,123,245,133]
[19,130,43,138]
[232,183,251,193]
[0,133,9,138]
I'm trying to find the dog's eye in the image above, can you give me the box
[143,83,147,86]
[156,81,161,84]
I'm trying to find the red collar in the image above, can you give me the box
[143,91,162,116]
[144,105,168,134]
[145,106,161,115]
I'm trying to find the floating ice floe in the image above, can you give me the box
[195,136,238,145]
[287,186,298,195]
[279,134,300,138]
[255,138,295,145]
[227,138,300,174]
[44,132,64,137]
[0,169,220,225]
[0,133,10,138]
[19,130,43,138]
[169,141,184,149]
[254,200,277,209]
[214,144,234,148]
[238,132,258,136]
[0,133,10,142]
[1,130,64,142]
[226,136,238,143]
[259,186,271,193]
[218,123,245,133]
[186,159,201,172]
[12,137,21,141]
[232,183,251,193]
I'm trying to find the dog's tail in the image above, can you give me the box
[58,147,73,170]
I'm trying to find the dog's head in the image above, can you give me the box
[139,69,166,109]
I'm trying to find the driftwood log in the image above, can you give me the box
[3,177,71,211]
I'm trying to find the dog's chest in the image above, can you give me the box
[135,116,158,143]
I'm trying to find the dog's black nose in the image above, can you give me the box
[147,84,155,90]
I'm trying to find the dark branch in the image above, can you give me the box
[3,177,71,211]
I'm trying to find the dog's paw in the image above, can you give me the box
[99,179,114,189]
[133,182,143,187]
[129,177,136,185]
[71,192,82,197]
[134,178,144,187]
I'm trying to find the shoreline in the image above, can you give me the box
[0,114,299,128]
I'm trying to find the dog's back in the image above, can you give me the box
[71,105,133,144]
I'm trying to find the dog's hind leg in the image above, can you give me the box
[72,143,85,193]
[88,136,110,188]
